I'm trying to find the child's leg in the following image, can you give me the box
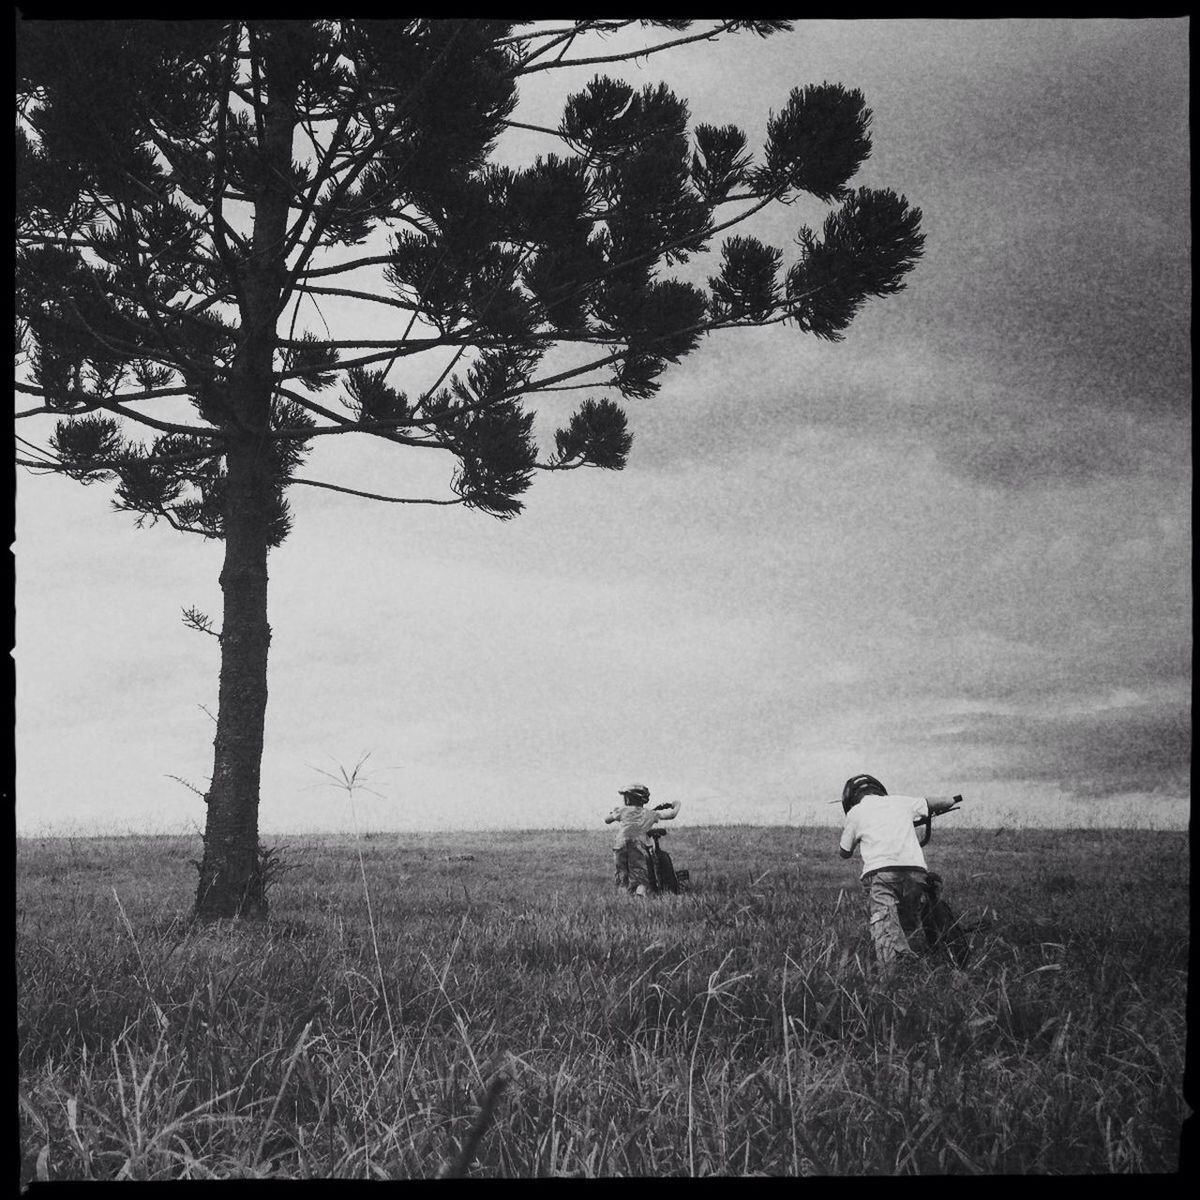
[614,846,629,890]
[627,844,651,895]
[897,871,929,949]
[865,872,917,963]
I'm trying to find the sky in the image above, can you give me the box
[13,19,1191,836]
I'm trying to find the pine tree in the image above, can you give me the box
[16,19,924,919]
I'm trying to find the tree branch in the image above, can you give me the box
[16,383,194,417]
[281,84,360,261]
[295,283,420,312]
[207,25,249,304]
[91,398,224,440]
[15,432,67,470]
[286,476,464,506]
[298,253,403,280]
[17,454,67,473]
[267,383,440,449]
[502,20,627,66]
[280,24,468,303]
[182,605,222,640]
[501,119,565,139]
[510,22,737,77]
[497,21,608,49]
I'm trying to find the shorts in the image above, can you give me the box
[613,842,649,893]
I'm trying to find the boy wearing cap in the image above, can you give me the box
[605,784,681,896]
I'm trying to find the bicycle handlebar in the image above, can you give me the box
[915,794,963,846]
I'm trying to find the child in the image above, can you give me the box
[605,784,681,896]
[837,773,960,965]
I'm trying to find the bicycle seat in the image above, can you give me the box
[648,828,668,839]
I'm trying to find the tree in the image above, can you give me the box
[15,19,924,919]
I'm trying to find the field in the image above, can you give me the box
[17,824,1190,1179]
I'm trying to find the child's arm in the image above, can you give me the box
[653,800,681,820]
[838,817,858,859]
[604,808,621,824]
[925,794,962,816]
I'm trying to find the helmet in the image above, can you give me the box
[619,783,651,806]
[841,774,886,814]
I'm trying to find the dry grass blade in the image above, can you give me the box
[437,1071,510,1179]
[252,1019,315,1170]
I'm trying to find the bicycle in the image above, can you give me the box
[914,794,970,965]
[646,827,689,895]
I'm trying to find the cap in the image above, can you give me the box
[619,783,650,802]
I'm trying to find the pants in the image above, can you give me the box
[613,842,649,893]
[862,867,928,964]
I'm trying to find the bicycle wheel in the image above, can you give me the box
[921,875,969,966]
[655,848,680,894]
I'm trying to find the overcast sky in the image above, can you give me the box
[14,19,1190,836]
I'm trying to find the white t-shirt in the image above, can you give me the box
[839,794,930,877]
[605,799,680,848]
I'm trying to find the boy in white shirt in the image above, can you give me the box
[837,773,960,965]
[605,784,681,896]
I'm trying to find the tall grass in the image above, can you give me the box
[17,826,1188,1179]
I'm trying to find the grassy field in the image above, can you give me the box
[16,824,1190,1179]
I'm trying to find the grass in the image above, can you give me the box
[17,824,1190,1179]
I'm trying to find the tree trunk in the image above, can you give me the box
[193,438,273,920]
[194,39,297,920]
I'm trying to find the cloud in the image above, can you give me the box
[614,308,1189,498]
[913,693,1191,800]
[619,18,1193,494]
